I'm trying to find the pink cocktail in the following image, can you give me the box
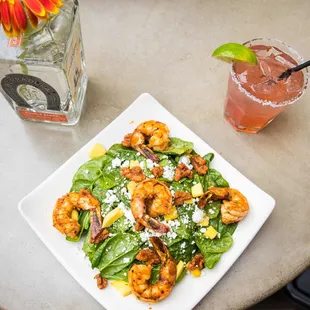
[224,38,308,133]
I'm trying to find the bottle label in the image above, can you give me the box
[1,73,67,123]
[8,35,23,47]
[1,74,61,110]
[18,110,68,122]
[65,23,83,104]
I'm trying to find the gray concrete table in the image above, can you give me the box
[1,0,310,309]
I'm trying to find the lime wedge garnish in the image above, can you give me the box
[212,43,258,64]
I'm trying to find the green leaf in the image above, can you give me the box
[209,217,219,231]
[208,169,229,188]
[100,249,139,275]
[107,144,138,160]
[203,175,217,191]
[101,265,131,282]
[66,211,90,242]
[109,215,132,233]
[94,173,118,191]
[174,204,196,240]
[170,181,191,193]
[195,233,233,254]
[97,233,141,272]
[218,220,238,236]
[70,180,93,192]
[72,156,107,183]
[176,267,187,283]
[149,265,161,284]
[204,253,222,269]
[168,239,197,263]
[91,238,110,268]
[205,201,221,219]
[159,138,194,156]
[203,153,214,168]
[71,155,110,191]
[82,229,100,262]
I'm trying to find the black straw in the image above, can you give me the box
[278,60,310,80]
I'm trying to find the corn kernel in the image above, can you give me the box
[191,183,204,197]
[176,261,185,279]
[111,280,132,296]
[130,160,140,168]
[197,216,209,227]
[164,206,178,221]
[89,143,107,159]
[102,207,124,228]
[71,210,79,221]
[204,226,218,239]
[191,269,201,277]
[127,181,137,195]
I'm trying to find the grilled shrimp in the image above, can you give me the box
[131,180,172,233]
[53,189,109,243]
[129,121,170,162]
[128,237,177,303]
[198,187,249,224]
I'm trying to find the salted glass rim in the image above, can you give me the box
[230,38,309,108]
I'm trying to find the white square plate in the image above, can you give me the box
[19,93,275,310]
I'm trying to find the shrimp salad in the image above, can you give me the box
[52,120,249,303]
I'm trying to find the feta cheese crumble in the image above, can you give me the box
[163,165,175,180]
[103,190,119,204]
[121,160,129,168]
[111,158,122,168]
[192,207,205,223]
[118,202,135,225]
[146,159,154,170]
[179,155,193,170]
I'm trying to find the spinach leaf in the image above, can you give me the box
[195,233,233,269]
[204,253,222,269]
[208,214,238,237]
[149,265,161,284]
[70,180,93,192]
[170,181,191,193]
[158,157,176,182]
[203,175,217,191]
[168,239,197,263]
[203,153,214,168]
[205,201,221,219]
[91,238,111,268]
[91,186,107,202]
[82,229,100,261]
[209,217,219,231]
[107,144,138,160]
[193,173,201,184]
[66,211,90,242]
[93,170,121,191]
[100,249,138,275]
[208,169,229,188]
[176,267,187,283]
[159,138,194,156]
[174,204,196,240]
[97,233,141,273]
[218,221,238,236]
[195,233,233,254]
[109,215,132,233]
[101,265,131,282]
[72,156,107,184]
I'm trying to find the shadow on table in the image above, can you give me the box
[249,288,307,310]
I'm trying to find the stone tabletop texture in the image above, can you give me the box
[1,0,310,309]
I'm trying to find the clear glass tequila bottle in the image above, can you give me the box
[0,0,87,125]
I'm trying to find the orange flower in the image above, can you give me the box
[0,0,63,38]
